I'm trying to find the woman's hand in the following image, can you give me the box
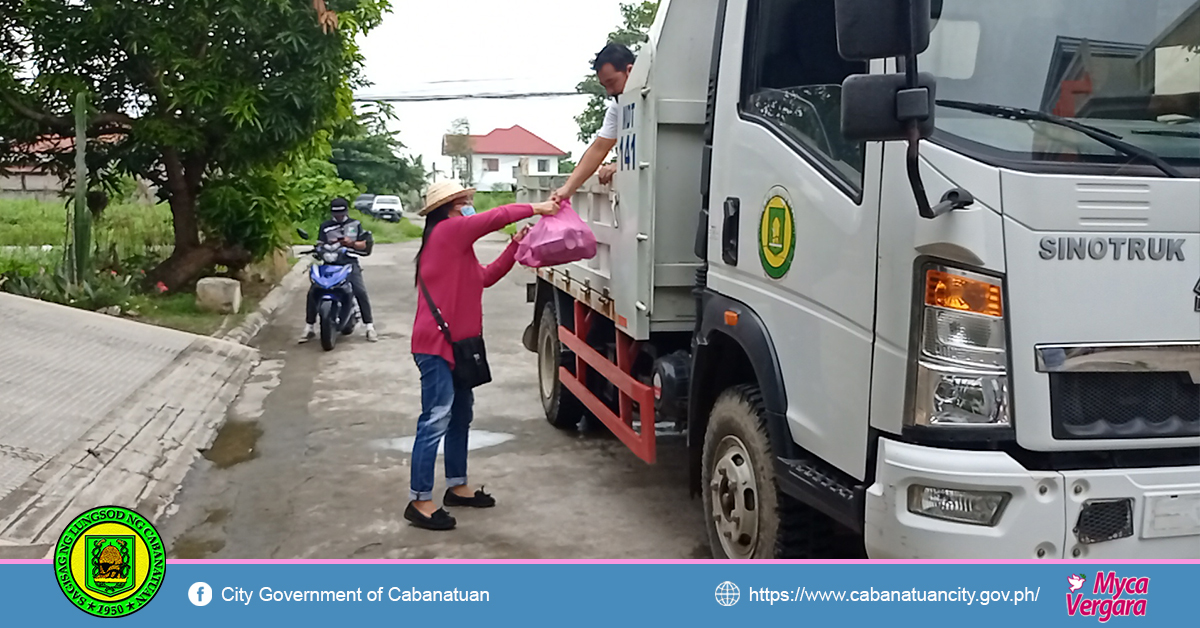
[512,226,532,244]
[533,200,560,216]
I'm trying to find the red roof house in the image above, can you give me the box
[442,126,569,189]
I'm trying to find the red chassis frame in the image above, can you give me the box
[555,300,657,463]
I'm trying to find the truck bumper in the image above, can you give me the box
[865,439,1200,559]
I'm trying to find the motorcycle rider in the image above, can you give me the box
[300,198,379,343]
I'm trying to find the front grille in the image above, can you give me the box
[1075,499,1134,545]
[1050,372,1200,440]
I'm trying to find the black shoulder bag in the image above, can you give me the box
[417,271,492,389]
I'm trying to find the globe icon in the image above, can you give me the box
[715,581,740,606]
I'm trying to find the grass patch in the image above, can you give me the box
[0,198,173,256]
[361,214,424,244]
[126,292,262,336]
[293,212,423,246]
[475,191,520,236]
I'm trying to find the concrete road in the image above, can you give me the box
[159,239,709,559]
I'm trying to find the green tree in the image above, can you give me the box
[0,0,389,289]
[558,152,576,174]
[443,118,474,188]
[330,104,427,196]
[574,1,659,143]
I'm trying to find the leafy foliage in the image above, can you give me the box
[1,265,134,311]
[0,0,391,288]
[574,2,659,143]
[558,152,576,174]
[444,118,474,188]
[330,104,427,195]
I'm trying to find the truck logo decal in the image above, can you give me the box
[759,195,795,279]
[1038,237,1186,262]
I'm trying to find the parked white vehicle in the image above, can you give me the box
[520,0,1200,559]
[370,195,404,222]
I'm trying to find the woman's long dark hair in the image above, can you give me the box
[414,203,453,285]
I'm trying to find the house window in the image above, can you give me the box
[537,159,550,173]
[512,165,521,179]
[740,0,867,191]
[483,158,499,172]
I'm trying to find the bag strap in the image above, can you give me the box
[417,266,455,347]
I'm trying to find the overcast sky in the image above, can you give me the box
[357,0,628,180]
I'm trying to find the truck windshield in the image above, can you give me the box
[920,0,1200,170]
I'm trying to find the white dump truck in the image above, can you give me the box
[519,0,1200,559]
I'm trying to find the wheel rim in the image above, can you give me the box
[538,328,557,402]
[709,435,760,559]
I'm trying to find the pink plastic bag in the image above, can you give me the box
[515,200,597,268]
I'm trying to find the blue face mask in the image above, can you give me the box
[461,206,476,217]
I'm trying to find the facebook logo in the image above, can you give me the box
[189,582,213,607]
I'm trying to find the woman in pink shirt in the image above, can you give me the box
[407,181,558,531]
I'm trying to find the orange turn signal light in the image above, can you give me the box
[724,310,740,326]
[925,269,1003,318]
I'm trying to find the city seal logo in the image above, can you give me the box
[54,506,166,618]
[759,194,795,279]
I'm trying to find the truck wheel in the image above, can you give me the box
[538,301,585,429]
[319,301,336,351]
[702,385,838,559]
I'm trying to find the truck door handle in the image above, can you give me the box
[722,197,739,266]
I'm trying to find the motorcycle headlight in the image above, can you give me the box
[909,264,1011,430]
[323,251,339,264]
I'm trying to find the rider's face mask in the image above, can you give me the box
[461,205,477,217]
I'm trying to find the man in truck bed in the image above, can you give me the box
[551,42,636,205]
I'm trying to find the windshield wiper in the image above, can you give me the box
[1132,129,1200,139]
[936,100,1184,178]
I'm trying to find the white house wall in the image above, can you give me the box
[471,154,559,190]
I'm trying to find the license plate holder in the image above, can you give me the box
[1141,491,1200,539]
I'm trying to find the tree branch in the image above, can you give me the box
[1,89,135,135]
[0,90,70,130]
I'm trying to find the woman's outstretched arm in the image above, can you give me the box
[448,201,558,244]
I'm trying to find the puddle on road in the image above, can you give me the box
[203,421,263,469]
[370,430,515,454]
[204,508,231,525]
[170,537,225,559]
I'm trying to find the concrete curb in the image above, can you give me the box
[216,256,313,345]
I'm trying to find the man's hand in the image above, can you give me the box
[598,163,617,185]
[549,186,570,206]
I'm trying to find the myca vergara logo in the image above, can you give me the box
[1066,571,1149,623]
[54,506,166,618]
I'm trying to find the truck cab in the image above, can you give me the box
[523,0,1199,559]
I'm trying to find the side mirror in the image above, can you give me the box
[841,73,936,142]
[297,228,310,240]
[836,0,972,220]
[835,0,931,61]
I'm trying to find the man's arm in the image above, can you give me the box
[553,136,617,203]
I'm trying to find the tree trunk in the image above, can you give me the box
[148,148,251,290]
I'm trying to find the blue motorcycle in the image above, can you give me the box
[298,229,361,351]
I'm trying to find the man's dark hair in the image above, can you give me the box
[592,42,636,73]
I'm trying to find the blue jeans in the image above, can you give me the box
[410,354,474,501]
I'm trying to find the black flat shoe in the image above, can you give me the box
[404,503,457,530]
[444,487,496,509]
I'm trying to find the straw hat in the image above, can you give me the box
[419,180,475,216]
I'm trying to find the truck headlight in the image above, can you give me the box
[909,265,1011,429]
[908,485,1010,526]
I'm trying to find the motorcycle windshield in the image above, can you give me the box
[311,265,352,289]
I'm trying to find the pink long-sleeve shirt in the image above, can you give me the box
[411,203,536,366]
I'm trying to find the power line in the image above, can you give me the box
[354,91,584,103]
